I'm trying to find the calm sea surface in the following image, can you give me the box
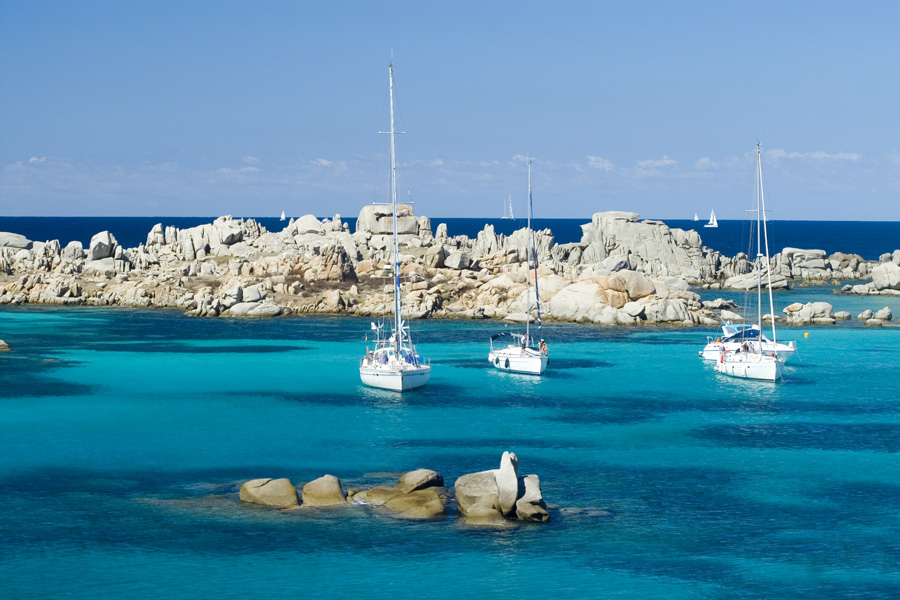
[1,216,899,259]
[1,290,898,599]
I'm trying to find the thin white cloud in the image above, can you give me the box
[586,155,615,172]
[311,158,333,167]
[636,155,677,169]
[694,157,718,170]
[767,149,861,161]
[243,155,260,165]
[28,156,47,163]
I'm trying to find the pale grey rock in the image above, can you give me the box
[857,309,874,320]
[785,302,834,324]
[720,310,744,322]
[423,245,447,268]
[444,250,471,270]
[301,474,346,507]
[396,469,444,493]
[866,318,884,327]
[239,478,299,509]
[497,451,519,517]
[356,203,418,235]
[90,231,117,260]
[579,211,714,282]
[62,241,84,261]
[834,311,851,320]
[703,298,736,310]
[871,263,900,291]
[245,302,282,317]
[242,286,263,303]
[454,470,500,515]
[83,257,116,277]
[0,232,33,250]
[146,223,165,246]
[874,306,892,321]
[294,214,325,235]
[516,474,549,522]
[621,301,645,318]
[610,270,655,301]
[0,339,10,351]
[723,271,789,290]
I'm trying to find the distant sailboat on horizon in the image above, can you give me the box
[501,194,514,219]
[693,212,699,221]
[280,210,286,221]
[704,209,718,228]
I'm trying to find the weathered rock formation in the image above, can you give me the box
[1,209,895,324]
[454,451,549,524]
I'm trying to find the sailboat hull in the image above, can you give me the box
[360,364,431,392]
[714,353,783,381]
[488,347,548,375]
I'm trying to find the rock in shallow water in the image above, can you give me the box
[239,478,299,509]
[301,474,346,507]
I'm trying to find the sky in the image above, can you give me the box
[1,0,899,220]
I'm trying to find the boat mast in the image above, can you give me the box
[525,161,532,344]
[755,146,763,338]
[530,162,542,344]
[758,143,777,344]
[389,62,401,353]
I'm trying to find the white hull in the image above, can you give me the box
[714,353,782,381]
[700,340,795,362]
[489,347,548,375]
[360,364,431,392]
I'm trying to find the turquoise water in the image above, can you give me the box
[1,302,898,599]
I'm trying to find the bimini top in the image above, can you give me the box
[722,324,761,343]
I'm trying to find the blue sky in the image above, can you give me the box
[1,0,899,220]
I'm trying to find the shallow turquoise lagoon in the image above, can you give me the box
[1,305,898,599]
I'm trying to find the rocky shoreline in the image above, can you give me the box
[2,208,899,327]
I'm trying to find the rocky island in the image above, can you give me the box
[1,208,899,326]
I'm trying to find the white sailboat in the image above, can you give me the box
[714,143,783,382]
[693,212,700,221]
[359,62,431,392]
[280,210,286,221]
[704,209,718,228]
[488,160,549,375]
[501,194,514,219]
[699,322,796,362]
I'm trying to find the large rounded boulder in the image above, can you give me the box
[301,474,346,507]
[239,478,300,509]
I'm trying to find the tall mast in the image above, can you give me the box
[525,160,532,343]
[755,145,763,334]
[389,62,401,352]
[530,161,543,343]
[758,143,777,344]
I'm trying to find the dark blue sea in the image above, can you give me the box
[1,301,899,599]
[1,216,898,259]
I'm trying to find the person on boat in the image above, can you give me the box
[539,340,548,354]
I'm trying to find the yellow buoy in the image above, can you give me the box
[804,332,809,338]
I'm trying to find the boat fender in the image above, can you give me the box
[504,358,510,369]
